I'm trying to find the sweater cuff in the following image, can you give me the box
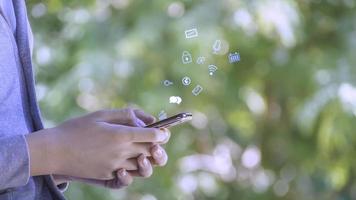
[0,135,30,189]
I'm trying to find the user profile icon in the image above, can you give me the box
[196,56,206,65]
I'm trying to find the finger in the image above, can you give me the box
[137,154,153,178]
[122,143,153,158]
[150,145,168,166]
[126,170,140,177]
[121,158,139,171]
[97,169,134,189]
[67,170,132,189]
[134,109,156,125]
[120,126,170,143]
[114,169,133,187]
[159,129,171,144]
[96,108,143,127]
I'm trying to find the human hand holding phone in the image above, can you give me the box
[48,111,192,189]
[26,108,171,189]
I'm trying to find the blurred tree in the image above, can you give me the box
[27,0,356,199]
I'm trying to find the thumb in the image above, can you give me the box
[94,108,141,127]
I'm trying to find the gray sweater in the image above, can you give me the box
[0,1,66,199]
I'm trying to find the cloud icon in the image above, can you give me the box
[169,96,182,104]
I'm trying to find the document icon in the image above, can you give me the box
[192,85,203,96]
[185,28,198,39]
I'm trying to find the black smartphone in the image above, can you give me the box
[145,112,193,128]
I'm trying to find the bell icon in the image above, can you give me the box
[182,51,192,64]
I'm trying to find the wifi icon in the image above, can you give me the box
[208,65,218,76]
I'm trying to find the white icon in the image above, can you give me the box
[158,110,167,120]
[169,96,182,104]
[182,76,191,86]
[182,51,192,64]
[212,40,222,54]
[185,28,198,39]
[192,85,203,96]
[196,56,206,65]
[163,80,173,86]
[208,65,218,76]
[229,52,240,63]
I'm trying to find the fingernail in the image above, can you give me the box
[136,119,146,127]
[160,128,170,141]
[142,157,149,167]
[154,147,163,158]
[118,169,127,177]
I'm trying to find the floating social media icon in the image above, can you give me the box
[208,65,218,76]
[158,110,167,120]
[169,96,182,104]
[182,76,191,86]
[192,85,203,96]
[196,56,206,65]
[212,39,222,54]
[229,52,240,63]
[182,51,192,64]
[185,28,198,39]
[163,80,173,86]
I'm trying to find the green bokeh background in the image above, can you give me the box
[27,0,356,199]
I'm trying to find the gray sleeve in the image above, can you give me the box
[0,135,30,190]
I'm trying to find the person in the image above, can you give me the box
[0,1,170,199]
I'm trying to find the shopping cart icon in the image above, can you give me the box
[228,52,240,64]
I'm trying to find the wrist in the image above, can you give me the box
[25,128,61,176]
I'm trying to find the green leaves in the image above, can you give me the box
[27,0,356,199]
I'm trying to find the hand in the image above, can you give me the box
[53,144,168,189]
[51,108,169,189]
[26,108,171,181]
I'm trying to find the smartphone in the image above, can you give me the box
[145,112,193,128]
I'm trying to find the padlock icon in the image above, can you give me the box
[182,51,192,64]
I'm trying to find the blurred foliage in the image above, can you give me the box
[27,0,356,199]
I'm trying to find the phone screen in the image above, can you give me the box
[145,112,193,128]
